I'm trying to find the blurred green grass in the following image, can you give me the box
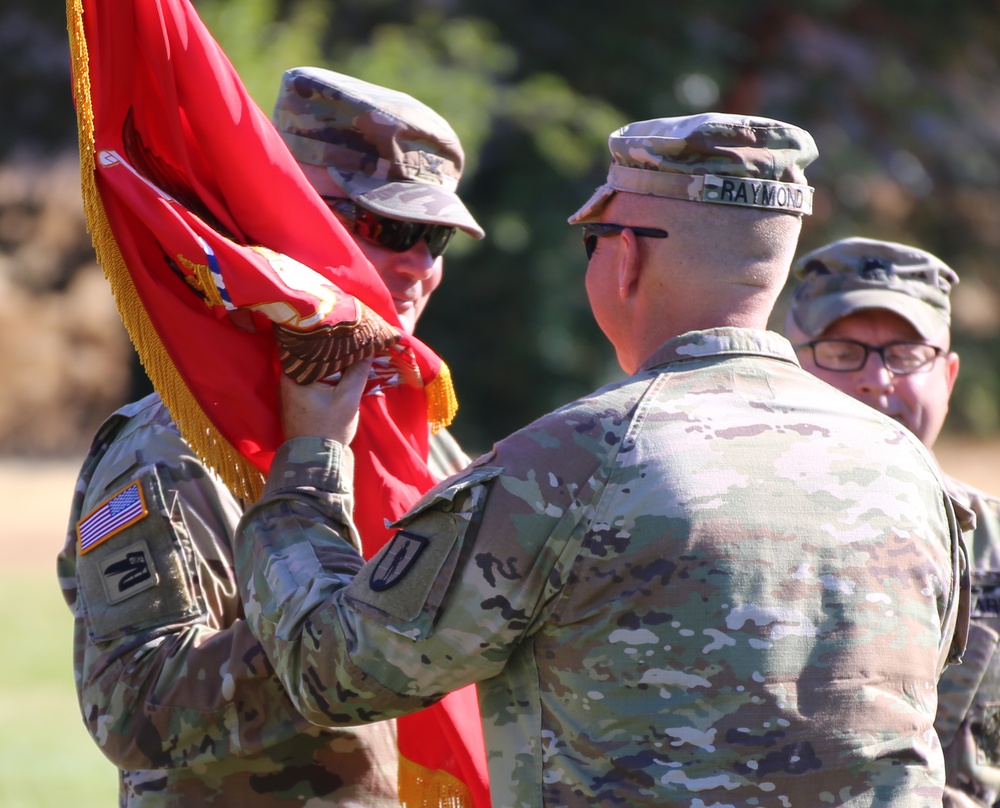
[0,572,118,807]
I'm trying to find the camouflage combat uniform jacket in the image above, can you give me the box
[56,392,469,807]
[938,476,1000,808]
[235,328,968,808]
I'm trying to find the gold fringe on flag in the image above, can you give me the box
[68,0,455,501]
[399,755,474,808]
[70,4,475,804]
[426,360,459,435]
[66,0,264,503]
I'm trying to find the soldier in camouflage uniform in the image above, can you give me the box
[56,68,482,807]
[785,237,1000,808]
[233,113,970,807]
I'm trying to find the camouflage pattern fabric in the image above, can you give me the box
[56,392,470,806]
[605,114,817,183]
[568,113,818,223]
[790,237,958,340]
[938,477,1000,808]
[235,328,967,808]
[273,66,484,238]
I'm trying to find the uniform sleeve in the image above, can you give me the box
[967,492,1000,571]
[234,430,596,728]
[937,487,1000,802]
[59,419,321,771]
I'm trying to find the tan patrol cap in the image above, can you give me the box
[569,112,818,223]
[273,67,484,238]
[790,237,958,338]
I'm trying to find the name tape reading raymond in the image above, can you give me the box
[602,164,814,216]
[701,174,813,215]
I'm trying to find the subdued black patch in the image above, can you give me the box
[105,551,152,591]
[369,530,429,591]
[99,540,158,604]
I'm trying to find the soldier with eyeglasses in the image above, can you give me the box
[785,236,1000,808]
[58,67,483,807]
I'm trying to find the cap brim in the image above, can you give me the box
[567,184,616,224]
[334,169,484,239]
[795,289,947,340]
[294,161,483,239]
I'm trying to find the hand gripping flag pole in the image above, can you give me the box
[67,0,489,805]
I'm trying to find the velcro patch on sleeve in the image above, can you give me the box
[77,481,148,555]
[99,539,159,604]
[370,530,429,592]
[346,463,504,637]
[348,510,460,633]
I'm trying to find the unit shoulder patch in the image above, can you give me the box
[99,539,159,604]
[370,530,429,591]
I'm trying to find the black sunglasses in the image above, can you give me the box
[325,198,456,259]
[582,223,669,259]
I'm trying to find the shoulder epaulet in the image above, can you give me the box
[89,393,176,454]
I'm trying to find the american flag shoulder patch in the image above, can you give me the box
[77,481,148,555]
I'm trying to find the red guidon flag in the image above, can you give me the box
[66,0,489,805]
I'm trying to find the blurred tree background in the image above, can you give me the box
[2,0,999,456]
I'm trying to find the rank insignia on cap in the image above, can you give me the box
[77,481,148,555]
[370,530,429,591]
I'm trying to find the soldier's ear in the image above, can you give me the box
[616,228,641,298]
[944,351,960,394]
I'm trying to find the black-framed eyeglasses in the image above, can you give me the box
[325,197,456,259]
[582,223,669,259]
[795,339,945,375]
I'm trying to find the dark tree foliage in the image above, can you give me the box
[429,0,1000,448]
[0,6,77,156]
[7,0,1000,453]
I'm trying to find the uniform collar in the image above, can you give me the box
[638,327,800,373]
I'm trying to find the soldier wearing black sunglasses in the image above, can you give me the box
[581,222,668,259]
[324,198,456,260]
[58,66,486,808]
[273,67,484,337]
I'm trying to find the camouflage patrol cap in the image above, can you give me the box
[790,237,958,338]
[568,113,818,223]
[273,67,484,239]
